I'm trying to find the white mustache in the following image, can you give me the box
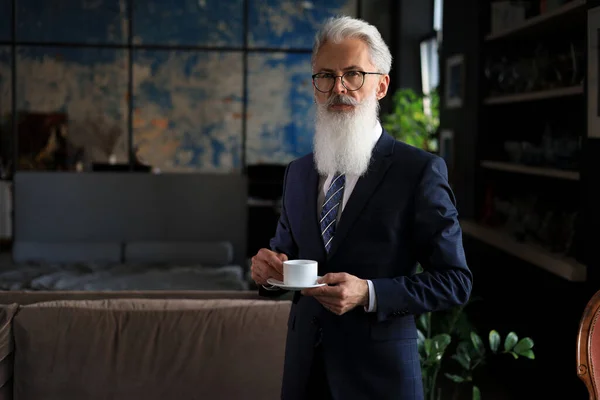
[326,95,359,107]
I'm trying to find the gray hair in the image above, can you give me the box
[312,16,392,75]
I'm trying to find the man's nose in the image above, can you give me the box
[332,76,347,95]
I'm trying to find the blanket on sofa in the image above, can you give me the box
[0,257,248,291]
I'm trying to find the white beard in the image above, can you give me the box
[313,92,380,177]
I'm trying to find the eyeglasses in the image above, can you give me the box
[311,71,384,93]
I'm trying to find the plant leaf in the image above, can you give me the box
[473,385,481,400]
[519,349,535,359]
[417,313,429,333]
[417,329,426,357]
[451,353,470,370]
[504,332,518,352]
[433,333,452,352]
[425,334,451,366]
[382,88,439,148]
[444,373,466,383]
[514,337,534,355]
[470,332,486,356]
[509,351,518,359]
[489,330,500,353]
[424,338,432,357]
[443,306,474,340]
[457,340,472,363]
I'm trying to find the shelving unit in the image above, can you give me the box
[483,84,584,105]
[461,220,586,282]
[464,0,588,282]
[485,0,587,41]
[480,160,580,180]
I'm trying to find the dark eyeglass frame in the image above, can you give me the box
[311,71,384,93]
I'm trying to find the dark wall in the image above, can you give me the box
[396,0,434,93]
[360,0,394,115]
[361,0,434,114]
[439,0,480,219]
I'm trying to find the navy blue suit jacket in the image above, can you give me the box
[261,131,473,400]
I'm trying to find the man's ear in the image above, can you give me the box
[376,74,390,100]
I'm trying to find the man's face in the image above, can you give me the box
[312,37,390,112]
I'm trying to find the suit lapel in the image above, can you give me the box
[327,132,395,258]
[305,163,327,260]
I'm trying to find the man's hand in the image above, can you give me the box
[301,273,369,315]
[250,248,288,286]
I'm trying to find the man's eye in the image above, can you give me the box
[346,71,361,77]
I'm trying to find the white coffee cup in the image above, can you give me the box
[283,259,318,286]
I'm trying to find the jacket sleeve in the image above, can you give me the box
[258,162,299,298]
[371,156,473,322]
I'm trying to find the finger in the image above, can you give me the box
[304,284,344,298]
[272,270,283,281]
[326,304,343,315]
[318,272,348,285]
[253,251,284,278]
[300,287,318,296]
[255,265,282,284]
[301,286,331,297]
[301,285,336,297]
[324,306,338,314]
[319,299,348,315]
[251,259,276,284]
[314,296,339,309]
[316,298,337,314]
[250,260,266,278]
[277,253,289,262]
[252,268,268,285]
[263,251,284,274]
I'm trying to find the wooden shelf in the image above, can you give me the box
[480,161,580,180]
[461,219,586,282]
[484,85,583,105]
[485,0,587,41]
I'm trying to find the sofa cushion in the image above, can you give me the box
[124,241,233,265]
[0,304,18,400]
[12,241,122,264]
[12,299,290,400]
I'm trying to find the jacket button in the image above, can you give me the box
[311,316,318,325]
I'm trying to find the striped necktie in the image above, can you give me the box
[320,174,345,253]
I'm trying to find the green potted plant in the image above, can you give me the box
[382,87,439,152]
[417,300,535,400]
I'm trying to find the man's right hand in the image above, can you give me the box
[251,248,287,286]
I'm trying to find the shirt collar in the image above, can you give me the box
[371,120,383,149]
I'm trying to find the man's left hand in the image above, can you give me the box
[301,273,369,315]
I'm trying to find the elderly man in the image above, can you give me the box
[251,16,472,400]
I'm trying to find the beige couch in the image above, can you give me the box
[0,290,291,400]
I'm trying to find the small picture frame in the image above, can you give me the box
[445,54,465,109]
[439,129,454,178]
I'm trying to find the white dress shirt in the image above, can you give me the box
[316,121,383,312]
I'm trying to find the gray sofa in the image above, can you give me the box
[12,172,248,267]
[0,290,290,400]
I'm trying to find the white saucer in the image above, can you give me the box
[266,276,325,291]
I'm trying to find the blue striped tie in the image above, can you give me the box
[320,174,345,253]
